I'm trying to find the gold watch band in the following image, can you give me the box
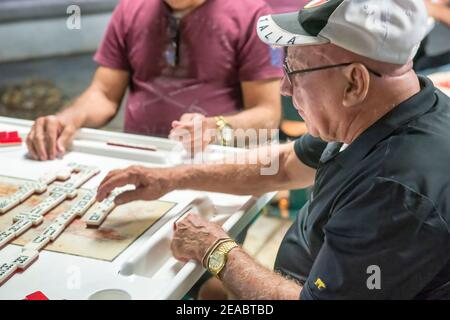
[214,116,233,147]
[215,116,229,130]
[207,239,239,279]
[218,240,239,254]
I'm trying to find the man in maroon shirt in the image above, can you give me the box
[26,0,283,160]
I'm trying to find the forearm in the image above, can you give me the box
[57,89,120,129]
[168,143,304,195]
[171,162,281,196]
[221,248,302,300]
[221,103,281,130]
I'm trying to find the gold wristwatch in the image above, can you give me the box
[207,239,239,279]
[215,116,233,147]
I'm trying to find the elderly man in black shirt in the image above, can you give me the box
[96,0,450,299]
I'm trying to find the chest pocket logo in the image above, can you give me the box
[315,278,327,290]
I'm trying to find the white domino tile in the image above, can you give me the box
[23,235,50,252]
[55,168,72,181]
[32,182,48,194]
[0,231,15,249]
[54,210,77,227]
[41,223,64,240]
[67,162,81,172]
[12,250,39,270]
[85,198,115,228]
[65,189,78,200]
[38,174,56,186]
[50,187,78,200]
[12,213,43,226]
[85,212,106,227]
[0,197,20,214]
[8,219,32,237]
[72,168,100,188]
[28,204,48,216]
[74,193,97,216]
[16,186,35,202]
[46,223,66,241]
[0,262,17,285]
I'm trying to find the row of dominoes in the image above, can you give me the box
[85,185,134,228]
[0,186,78,249]
[61,164,100,190]
[0,166,79,215]
[0,163,99,249]
[0,190,97,285]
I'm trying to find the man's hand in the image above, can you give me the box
[96,165,173,204]
[169,113,215,156]
[26,115,77,161]
[171,213,229,263]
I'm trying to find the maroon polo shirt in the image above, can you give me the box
[94,0,283,137]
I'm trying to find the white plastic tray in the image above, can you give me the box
[0,116,275,300]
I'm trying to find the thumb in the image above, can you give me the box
[56,126,74,154]
[172,120,182,128]
[114,188,151,205]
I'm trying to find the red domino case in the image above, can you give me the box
[0,131,22,146]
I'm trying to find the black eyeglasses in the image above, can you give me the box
[283,61,382,84]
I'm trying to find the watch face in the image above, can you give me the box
[209,251,225,271]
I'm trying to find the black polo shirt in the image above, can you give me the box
[275,76,450,300]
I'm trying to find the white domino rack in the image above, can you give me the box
[0,116,275,300]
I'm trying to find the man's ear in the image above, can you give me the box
[342,63,370,108]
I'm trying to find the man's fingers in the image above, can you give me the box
[56,125,74,155]
[97,169,126,190]
[97,172,137,201]
[170,239,186,262]
[26,127,38,160]
[179,113,196,123]
[33,118,48,161]
[114,188,150,205]
[171,120,182,128]
[44,117,59,160]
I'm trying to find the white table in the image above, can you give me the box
[0,116,275,300]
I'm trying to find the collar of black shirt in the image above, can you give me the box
[322,75,438,168]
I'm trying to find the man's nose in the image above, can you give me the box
[280,76,293,97]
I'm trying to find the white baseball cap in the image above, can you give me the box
[257,0,434,65]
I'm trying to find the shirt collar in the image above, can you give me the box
[321,75,438,168]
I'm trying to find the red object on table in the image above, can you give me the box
[24,291,49,300]
[438,81,450,89]
[0,131,22,145]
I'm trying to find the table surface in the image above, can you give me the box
[0,116,275,300]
